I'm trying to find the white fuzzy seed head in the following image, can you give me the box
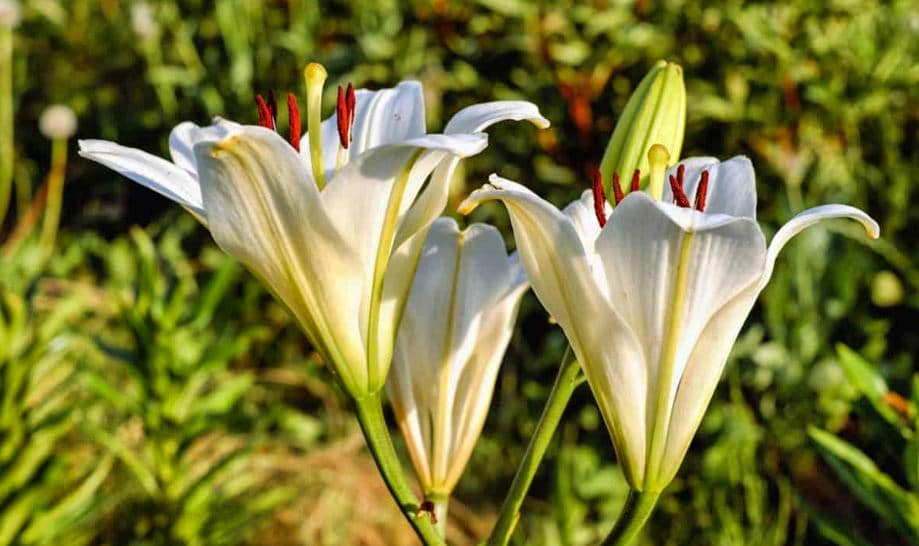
[130,2,156,39]
[0,0,22,29]
[39,105,78,140]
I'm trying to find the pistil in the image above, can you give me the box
[304,62,328,190]
[647,144,670,200]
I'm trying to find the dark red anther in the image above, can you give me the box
[630,169,640,192]
[337,84,355,149]
[346,83,356,129]
[611,173,624,205]
[255,94,273,129]
[694,170,710,211]
[676,163,685,188]
[669,175,691,208]
[287,93,301,152]
[591,171,607,228]
[267,90,278,127]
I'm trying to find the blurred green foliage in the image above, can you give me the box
[2,0,918,545]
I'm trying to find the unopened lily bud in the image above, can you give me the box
[599,60,686,198]
[39,105,78,140]
[0,0,22,29]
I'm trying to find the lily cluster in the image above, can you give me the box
[79,59,879,545]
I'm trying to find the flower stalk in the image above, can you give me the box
[601,490,661,546]
[487,347,581,546]
[352,391,445,546]
[0,16,14,226]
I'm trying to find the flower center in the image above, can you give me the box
[254,90,301,152]
[591,153,711,227]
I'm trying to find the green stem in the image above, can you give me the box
[38,138,68,257]
[426,490,449,539]
[352,392,444,546]
[487,347,581,546]
[0,26,14,227]
[601,490,660,546]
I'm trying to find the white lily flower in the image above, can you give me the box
[459,153,879,491]
[387,217,528,497]
[79,74,548,398]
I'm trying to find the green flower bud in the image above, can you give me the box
[599,60,686,199]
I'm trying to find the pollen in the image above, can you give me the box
[611,172,624,205]
[255,94,273,129]
[287,93,301,152]
[592,171,607,228]
[337,83,356,148]
[694,170,710,211]
[669,174,691,208]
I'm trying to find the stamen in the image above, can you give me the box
[591,171,607,228]
[287,93,301,152]
[304,62,329,189]
[255,94,273,129]
[267,90,278,128]
[611,173,624,205]
[676,163,685,188]
[694,170,709,211]
[630,169,640,193]
[647,144,671,200]
[346,83,356,131]
[669,174,691,208]
[337,85,351,148]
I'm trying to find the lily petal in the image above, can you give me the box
[78,139,206,219]
[194,125,368,394]
[597,192,766,486]
[389,218,526,493]
[659,284,760,485]
[460,175,649,483]
[168,121,201,176]
[444,100,550,134]
[663,155,756,219]
[760,204,880,290]
[563,189,611,252]
[350,81,427,156]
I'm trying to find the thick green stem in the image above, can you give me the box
[487,347,581,546]
[601,490,660,546]
[0,26,14,227]
[352,392,444,546]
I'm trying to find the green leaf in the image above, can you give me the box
[809,427,919,543]
[836,344,909,435]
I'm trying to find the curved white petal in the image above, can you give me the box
[78,139,205,219]
[597,192,766,487]
[388,218,525,493]
[662,155,756,219]
[319,133,488,392]
[563,189,611,252]
[444,100,550,134]
[459,175,649,484]
[761,204,879,290]
[168,121,201,176]
[193,125,368,394]
[350,81,427,156]
[658,284,760,485]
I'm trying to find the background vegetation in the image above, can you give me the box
[2,1,918,544]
